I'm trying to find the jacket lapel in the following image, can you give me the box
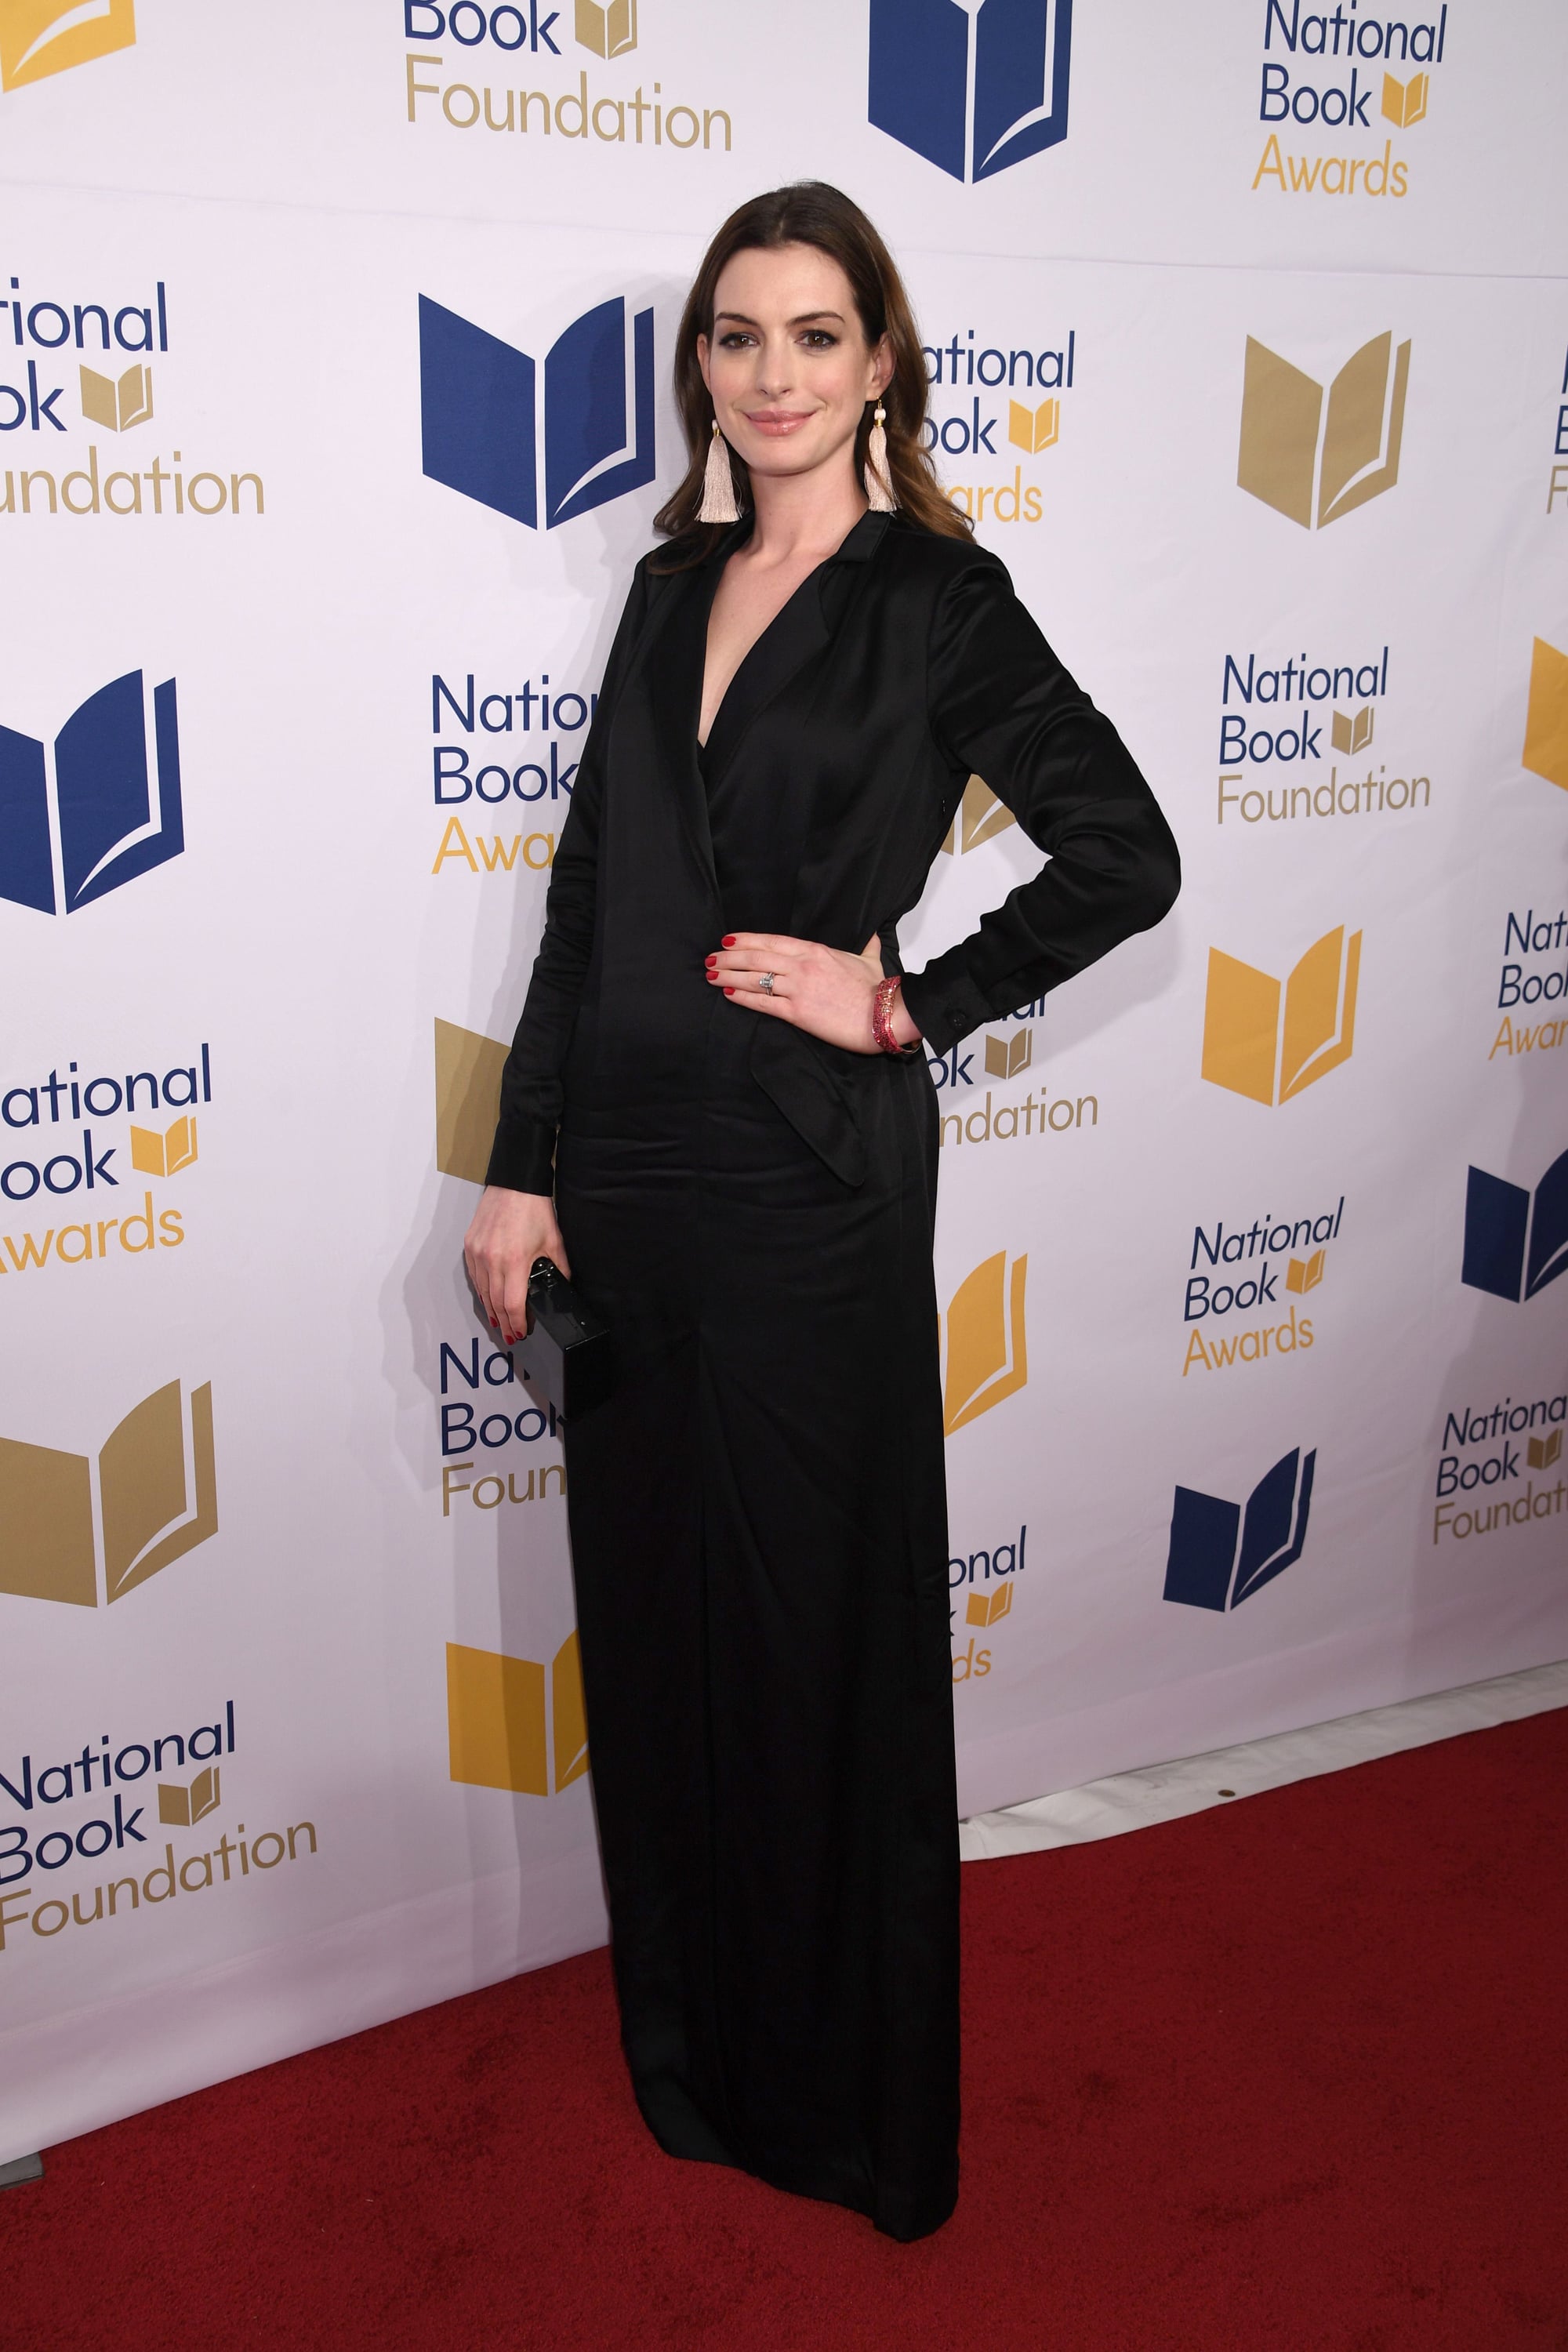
[700,514,889,787]
[700,575,831,791]
[628,513,892,894]
[634,559,720,895]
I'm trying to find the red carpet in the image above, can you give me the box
[5,1706,1566,2352]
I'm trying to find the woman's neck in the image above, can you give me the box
[745,453,867,568]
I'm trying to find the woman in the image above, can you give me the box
[464,183,1180,2241]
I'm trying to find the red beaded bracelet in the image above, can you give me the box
[872,975,920,1056]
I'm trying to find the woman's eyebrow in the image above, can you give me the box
[712,310,848,328]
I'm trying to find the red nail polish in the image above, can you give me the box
[722,935,736,947]
[705,955,717,967]
[724,986,735,996]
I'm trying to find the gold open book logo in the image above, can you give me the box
[1287,1249,1326,1294]
[1203,927,1362,1106]
[984,1029,1033,1080]
[1331,706,1374,755]
[80,362,152,432]
[1238,332,1410,530]
[447,1635,588,1798]
[1008,398,1059,456]
[1523,638,1568,793]
[434,1017,508,1185]
[0,1380,217,1608]
[575,0,636,58]
[158,1764,220,1827]
[942,1252,1028,1435]
[966,1584,1012,1628]
[939,775,1015,856]
[1382,71,1428,127]
[0,0,136,89]
[129,1115,197,1179]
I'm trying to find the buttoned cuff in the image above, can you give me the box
[901,960,996,1062]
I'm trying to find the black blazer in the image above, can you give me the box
[487,511,1180,1194]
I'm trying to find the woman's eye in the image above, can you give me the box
[801,331,838,349]
[719,331,755,348]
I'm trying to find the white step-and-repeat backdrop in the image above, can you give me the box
[2,0,1565,2161]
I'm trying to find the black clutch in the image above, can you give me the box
[516,1257,612,1420]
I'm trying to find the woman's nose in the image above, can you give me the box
[756,342,792,395]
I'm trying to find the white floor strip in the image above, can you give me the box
[958,1657,1568,1862]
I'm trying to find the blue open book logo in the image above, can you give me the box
[868,0,1073,184]
[419,293,655,531]
[1462,1149,1568,1304]
[1164,1447,1316,1613]
[0,673,182,918]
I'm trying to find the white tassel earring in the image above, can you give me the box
[864,402,896,512]
[699,419,740,524]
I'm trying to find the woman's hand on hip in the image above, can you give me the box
[463,1185,569,1347]
[706,931,921,1054]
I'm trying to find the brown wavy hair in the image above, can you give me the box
[650,181,971,570]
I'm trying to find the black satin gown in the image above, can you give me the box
[485,512,1180,2240]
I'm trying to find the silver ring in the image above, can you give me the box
[758,971,775,995]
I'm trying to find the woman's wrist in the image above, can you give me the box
[888,993,922,1050]
[872,974,923,1056]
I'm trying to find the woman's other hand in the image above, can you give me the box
[706,931,922,1053]
[463,1186,570,1346]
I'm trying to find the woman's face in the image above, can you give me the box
[698,243,892,492]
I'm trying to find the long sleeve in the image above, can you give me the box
[485,561,652,1193]
[900,557,1181,1059]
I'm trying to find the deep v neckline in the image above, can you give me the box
[697,514,880,754]
[698,561,829,754]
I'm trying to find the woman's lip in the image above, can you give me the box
[743,410,814,434]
